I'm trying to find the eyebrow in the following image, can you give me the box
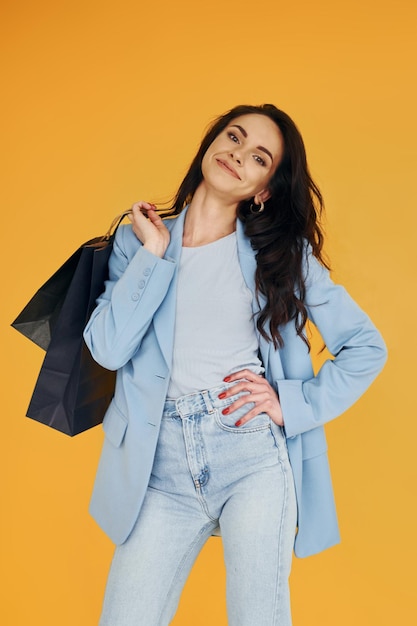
[230,124,274,162]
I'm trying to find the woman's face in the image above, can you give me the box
[201,113,284,204]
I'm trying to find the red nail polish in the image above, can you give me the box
[223,376,231,382]
[235,419,242,427]
[218,392,226,399]
[222,407,230,415]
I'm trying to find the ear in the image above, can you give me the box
[254,189,271,204]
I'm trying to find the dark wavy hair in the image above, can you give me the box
[164,104,329,350]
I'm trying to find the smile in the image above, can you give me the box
[216,159,241,180]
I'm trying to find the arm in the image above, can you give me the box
[277,250,388,438]
[83,204,175,371]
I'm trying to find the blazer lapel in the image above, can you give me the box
[236,219,285,381]
[152,209,187,369]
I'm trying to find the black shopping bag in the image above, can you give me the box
[11,214,128,436]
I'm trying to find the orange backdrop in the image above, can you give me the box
[1,0,416,624]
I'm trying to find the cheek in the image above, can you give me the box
[201,151,212,178]
[247,167,272,191]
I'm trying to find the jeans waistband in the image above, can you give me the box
[164,382,247,418]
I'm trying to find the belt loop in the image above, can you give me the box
[175,396,186,419]
[201,389,215,414]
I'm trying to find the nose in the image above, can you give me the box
[229,150,242,165]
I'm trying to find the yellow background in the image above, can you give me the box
[1,0,416,624]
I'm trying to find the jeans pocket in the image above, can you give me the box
[214,407,271,433]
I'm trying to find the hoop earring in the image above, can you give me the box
[249,200,265,214]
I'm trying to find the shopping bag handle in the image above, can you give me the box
[103,211,132,241]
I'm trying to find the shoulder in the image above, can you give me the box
[113,223,141,261]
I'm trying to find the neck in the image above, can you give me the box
[183,184,238,247]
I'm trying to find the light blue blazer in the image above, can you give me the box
[83,208,387,558]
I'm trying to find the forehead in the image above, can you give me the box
[227,113,283,153]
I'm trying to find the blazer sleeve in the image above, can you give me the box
[276,249,388,438]
[83,225,176,371]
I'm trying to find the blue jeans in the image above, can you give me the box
[99,383,297,625]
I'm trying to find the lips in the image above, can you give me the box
[216,158,241,180]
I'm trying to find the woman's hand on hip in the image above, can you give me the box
[219,369,284,427]
[128,201,170,258]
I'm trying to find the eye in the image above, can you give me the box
[227,132,239,143]
[253,154,266,167]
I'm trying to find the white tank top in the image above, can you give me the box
[167,232,263,398]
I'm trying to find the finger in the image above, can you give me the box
[225,393,274,424]
[234,407,269,427]
[224,369,264,384]
[146,211,170,240]
[234,401,283,427]
[221,390,270,415]
[146,208,163,225]
[219,379,269,400]
[231,393,278,423]
[132,200,156,209]
[235,396,283,427]
[131,201,156,216]
[131,206,148,221]
[140,204,157,216]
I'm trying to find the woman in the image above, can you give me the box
[84,104,387,625]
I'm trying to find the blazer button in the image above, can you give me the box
[131,293,140,301]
